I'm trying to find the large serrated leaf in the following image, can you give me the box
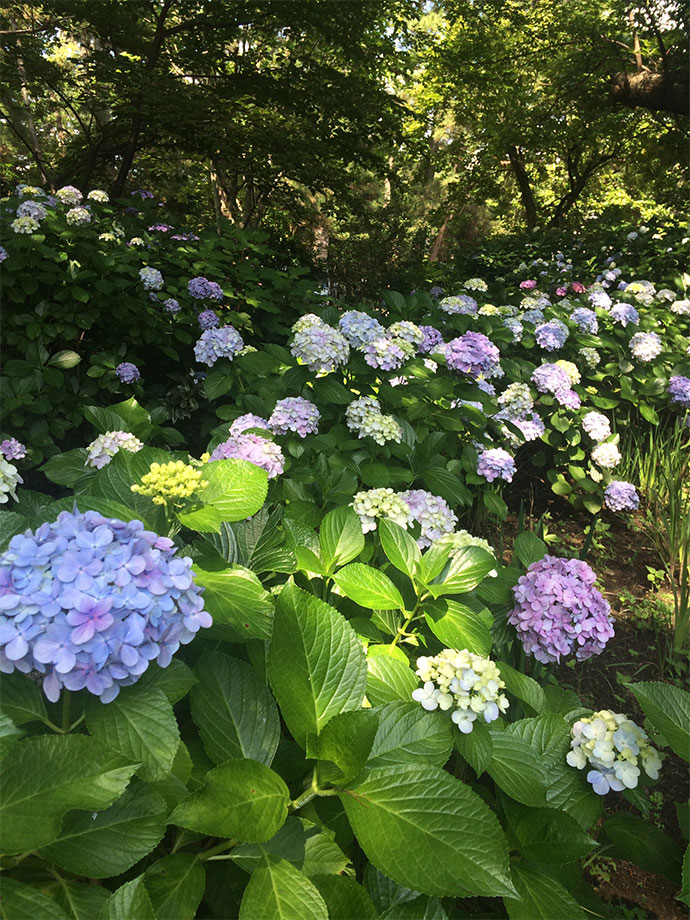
[629,681,690,762]
[239,853,329,920]
[200,457,268,521]
[367,702,453,768]
[193,564,274,640]
[503,864,587,919]
[332,563,405,610]
[0,878,70,920]
[424,600,492,656]
[99,877,155,920]
[319,506,365,572]
[144,854,205,920]
[486,730,548,807]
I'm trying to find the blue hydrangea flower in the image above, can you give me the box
[163,298,181,314]
[188,276,224,301]
[438,294,478,315]
[139,267,163,291]
[0,246,8,263]
[194,326,244,366]
[0,510,211,702]
[535,319,569,351]
[269,397,319,437]
[339,311,384,348]
[197,310,220,330]
[115,362,141,384]
[604,481,640,512]
[445,332,501,379]
[610,303,639,327]
[570,307,598,333]
[291,323,350,373]
[669,375,690,409]
[588,290,612,310]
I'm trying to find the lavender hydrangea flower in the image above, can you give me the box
[17,200,47,221]
[604,481,640,512]
[269,397,319,437]
[521,307,544,325]
[509,555,614,663]
[445,332,501,379]
[430,285,444,299]
[362,336,414,371]
[163,298,181,314]
[210,434,284,478]
[588,290,612,310]
[476,447,515,483]
[610,303,639,327]
[229,414,270,435]
[115,362,141,384]
[291,322,350,373]
[139,267,163,291]
[570,307,598,333]
[0,509,211,702]
[0,246,8,263]
[401,489,458,548]
[418,326,444,354]
[581,412,611,443]
[669,376,690,409]
[531,363,571,397]
[629,332,662,363]
[503,317,523,342]
[188,276,224,301]
[194,326,244,366]
[0,439,26,461]
[339,311,384,348]
[438,294,478,315]
[197,310,220,330]
[535,319,569,351]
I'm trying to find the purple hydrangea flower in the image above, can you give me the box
[131,189,154,199]
[163,298,181,314]
[610,303,639,327]
[198,309,220,330]
[0,246,8,263]
[476,447,516,483]
[400,489,457,548]
[535,319,569,351]
[604,481,640,512]
[531,363,571,400]
[115,362,141,384]
[668,376,690,409]
[229,414,270,435]
[430,285,444,299]
[570,307,598,333]
[445,332,501,379]
[362,336,413,371]
[269,397,319,437]
[588,290,612,310]
[188,276,224,301]
[291,322,350,373]
[509,555,614,664]
[0,439,26,461]
[194,326,244,366]
[210,434,284,479]
[418,326,444,355]
[0,509,211,702]
[339,311,384,348]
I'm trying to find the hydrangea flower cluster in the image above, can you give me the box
[210,434,284,479]
[0,439,26,461]
[194,326,244,366]
[86,432,144,469]
[503,317,523,342]
[163,298,181,314]
[0,459,22,503]
[388,321,424,347]
[292,313,323,334]
[570,307,598,333]
[521,307,544,325]
[445,332,501,379]
[610,303,639,327]
[0,246,8,263]
[56,185,83,205]
[604,481,640,512]
[419,325,444,354]
[588,289,612,310]
[531,364,572,403]
[509,555,614,663]
[629,332,662,363]
[362,336,414,371]
[476,447,516,483]
[115,362,141,384]
[66,207,91,226]
[229,413,270,435]
[497,383,534,419]
[345,397,402,446]
[579,347,601,368]
[669,375,690,409]
[412,649,509,733]
[671,299,690,316]
[0,509,211,702]
[463,278,488,292]
[188,276,223,301]
[519,279,537,290]
[591,442,621,470]
[555,360,580,385]
[438,294,478,315]
[567,710,662,795]
[535,319,569,351]
[139,267,163,291]
[197,309,220,330]
[17,200,47,220]
[291,322,350,373]
[87,189,109,202]
[512,414,545,443]
[338,311,384,348]
[11,216,40,234]
[352,488,411,533]
[131,460,207,507]
[581,411,611,443]
[269,397,319,437]
[400,489,457,548]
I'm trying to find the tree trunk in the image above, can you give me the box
[429,212,453,262]
[611,70,689,117]
[507,145,538,230]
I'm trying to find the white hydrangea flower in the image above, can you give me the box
[87,189,109,202]
[591,441,621,470]
[85,431,144,469]
[0,458,22,503]
[463,278,488,292]
[55,185,83,206]
[581,411,611,443]
[66,207,91,226]
[671,299,690,316]
[352,488,411,534]
[11,216,39,234]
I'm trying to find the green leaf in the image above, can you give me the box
[319,506,365,572]
[509,806,597,864]
[49,349,81,369]
[40,450,92,488]
[379,896,448,919]
[455,721,493,776]
[629,681,690,761]
[332,563,405,611]
[38,783,168,877]
[0,735,136,853]
[483,490,508,521]
[486,730,548,807]
[367,701,453,768]
[50,880,110,920]
[423,467,472,507]
[0,510,29,551]
[366,649,418,706]
[191,651,280,766]
[503,864,587,919]
[144,854,206,920]
[600,813,682,882]
[99,877,155,920]
[193,564,274,641]
[0,712,23,757]
[200,458,268,521]
[497,661,545,715]
[340,765,513,897]
[136,659,197,705]
[108,397,151,437]
[313,709,379,783]
[0,878,70,920]
[84,447,169,531]
[231,506,297,573]
[0,671,48,725]
[312,875,377,920]
[514,532,548,568]
[418,542,452,584]
[427,546,495,597]
[239,853,329,919]
[267,584,367,747]
[379,518,421,578]
[177,505,223,532]
[424,600,492,656]
[295,545,326,574]
[204,367,234,400]
[86,684,180,783]
[231,816,349,878]
[171,759,289,842]
[679,844,690,908]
